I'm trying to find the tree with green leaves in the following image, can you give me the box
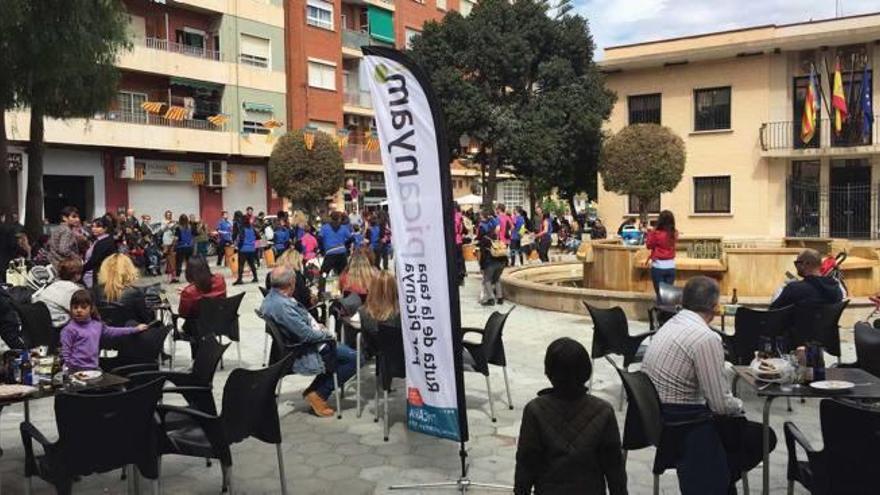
[409,0,614,212]
[0,1,26,220]
[600,124,686,225]
[269,130,345,213]
[1,0,131,239]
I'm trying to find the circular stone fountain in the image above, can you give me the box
[500,237,879,327]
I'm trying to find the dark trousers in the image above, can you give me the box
[237,251,258,281]
[216,241,228,266]
[454,244,466,285]
[175,246,193,277]
[662,404,773,495]
[651,267,676,302]
[508,239,523,266]
[537,236,551,262]
[310,344,358,400]
[322,253,348,276]
[372,247,389,271]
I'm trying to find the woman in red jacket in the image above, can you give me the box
[646,210,677,301]
[178,255,227,356]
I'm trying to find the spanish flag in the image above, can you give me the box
[832,59,849,134]
[801,66,819,144]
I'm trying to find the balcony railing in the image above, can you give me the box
[344,90,373,109]
[144,37,221,61]
[342,143,382,164]
[760,116,878,152]
[93,110,226,132]
[342,29,393,51]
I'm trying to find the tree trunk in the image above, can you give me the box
[484,155,498,211]
[25,103,45,242]
[638,197,648,230]
[528,180,537,220]
[0,111,12,220]
[567,195,578,218]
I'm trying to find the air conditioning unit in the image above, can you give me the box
[118,156,135,179]
[359,180,371,193]
[206,160,227,188]
[344,115,361,127]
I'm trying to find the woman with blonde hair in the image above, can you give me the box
[340,248,377,298]
[265,248,311,307]
[358,271,401,353]
[96,253,153,324]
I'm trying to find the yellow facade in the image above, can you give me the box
[598,13,880,240]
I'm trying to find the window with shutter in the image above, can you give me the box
[239,33,270,68]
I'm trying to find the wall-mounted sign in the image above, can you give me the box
[136,159,204,182]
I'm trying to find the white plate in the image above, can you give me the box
[0,384,38,399]
[809,380,854,392]
[73,370,103,381]
[748,358,791,382]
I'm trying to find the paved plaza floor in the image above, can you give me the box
[0,262,846,494]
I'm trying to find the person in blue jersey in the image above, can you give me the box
[233,215,261,285]
[273,212,292,258]
[173,214,197,283]
[215,210,232,267]
[509,206,526,266]
[319,211,352,277]
[351,225,365,253]
[368,211,391,271]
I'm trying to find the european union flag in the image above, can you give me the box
[861,63,873,139]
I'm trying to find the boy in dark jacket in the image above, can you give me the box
[515,338,627,495]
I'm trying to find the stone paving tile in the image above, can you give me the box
[0,263,832,493]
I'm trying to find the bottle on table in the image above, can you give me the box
[19,350,32,386]
[731,288,739,305]
[813,344,826,382]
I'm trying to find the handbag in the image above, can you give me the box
[520,232,534,246]
[490,240,507,258]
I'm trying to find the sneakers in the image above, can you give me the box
[480,300,495,307]
[304,391,335,417]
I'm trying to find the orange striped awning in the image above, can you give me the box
[141,101,165,114]
[164,106,187,121]
[262,119,283,129]
[207,114,229,127]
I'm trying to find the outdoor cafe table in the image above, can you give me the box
[0,373,130,422]
[733,366,880,494]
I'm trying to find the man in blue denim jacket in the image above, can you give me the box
[260,265,358,417]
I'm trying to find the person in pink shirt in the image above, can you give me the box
[495,204,513,246]
[300,225,319,261]
[454,203,465,286]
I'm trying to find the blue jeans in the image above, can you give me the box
[651,267,676,301]
[661,404,729,495]
[312,344,358,400]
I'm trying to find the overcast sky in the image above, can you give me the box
[574,0,880,57]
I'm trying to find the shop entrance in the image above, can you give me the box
[43,175,93,223]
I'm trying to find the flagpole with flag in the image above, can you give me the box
[832,57,849,134]
[801,64,819,145]
[860,58,873,141]
[362,45,509,492]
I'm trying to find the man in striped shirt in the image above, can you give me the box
[643,276,771,494]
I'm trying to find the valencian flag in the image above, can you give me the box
[832,59,849,134]
[164,106,187,121]
[207,114,229,127]
[860,62,874,139]
[365,130,380,152]
[302,126,316,150]
[141,101,165,114]
[363,47,468,443]
[801,65,819,144]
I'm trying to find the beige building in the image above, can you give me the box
[598,13,880,240]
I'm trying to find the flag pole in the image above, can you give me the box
[818,57,834,119]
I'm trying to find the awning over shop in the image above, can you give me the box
[169,77,222,92]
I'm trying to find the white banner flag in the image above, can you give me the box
[363,47,467,442]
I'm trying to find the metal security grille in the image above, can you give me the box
[694,87,731,131]
[628,93,661,125]
[787,181,877,239]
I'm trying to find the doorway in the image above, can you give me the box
[43,175,93,223]
[829,159,871,239]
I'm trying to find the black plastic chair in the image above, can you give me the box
[648,283,682,330]
[376,323,407,441]
[157,353,295,495]
[784,399,880,494]
[255,309,342,418]
[790,301,849,364]
[20,378,164,495]
[126,335,230,416]
[197,293,246,368]
[11,301,56,351]
[854,322,880,377]
[616,367,750,495]
[99,323,171,373]
[97,301,137,327]
[462,306,516,422]
[727,306,795,365]
[583,302,654,410]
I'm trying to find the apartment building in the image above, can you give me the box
[5,0,287,226]
[598,13,880,240]
[283,0,527,211]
